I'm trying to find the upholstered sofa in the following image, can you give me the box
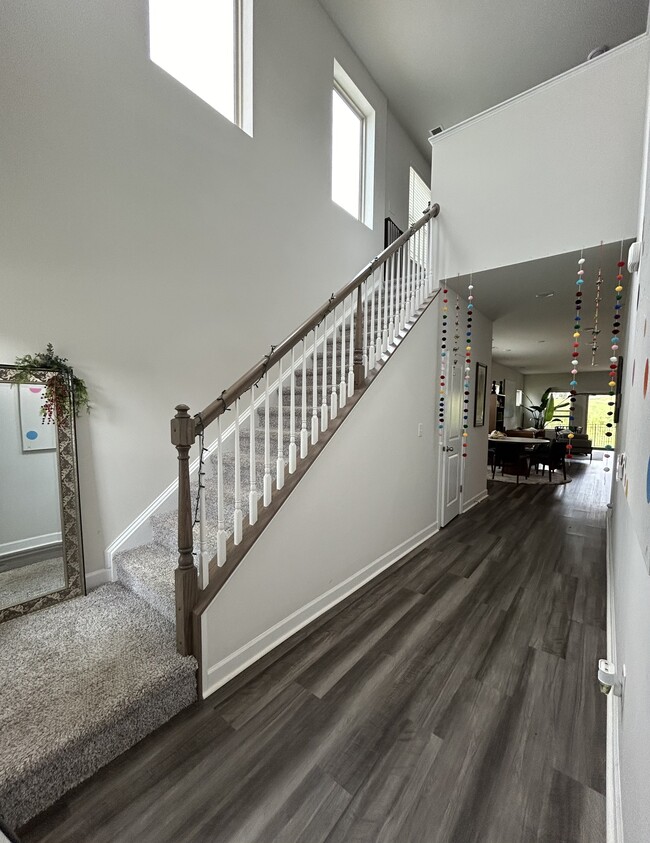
[543,428,593,460]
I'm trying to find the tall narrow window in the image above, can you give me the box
[331,61,375,228]
[149,0,252,134]
[332,88,364,220]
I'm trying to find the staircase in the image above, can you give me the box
[1,205,439,832]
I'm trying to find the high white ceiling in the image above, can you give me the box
[448,241,634,374]
[318,0,648,158]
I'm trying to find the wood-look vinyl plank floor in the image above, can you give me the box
[22,461,608,843]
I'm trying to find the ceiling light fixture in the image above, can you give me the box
[535,291,555,298]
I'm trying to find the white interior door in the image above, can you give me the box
[440,354,463,527]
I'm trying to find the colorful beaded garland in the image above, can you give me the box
[439,287,449,436]
[603,256,625,473]
[463,276,474,458]
[567,254,585,460]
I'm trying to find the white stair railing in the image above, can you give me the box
[170,203,439,656]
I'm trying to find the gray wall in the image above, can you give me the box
[0,0,429,573]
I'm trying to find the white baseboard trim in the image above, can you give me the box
[202,521,440,698]
[0,532,62,558]
[462,489,488,513]
[85,567,113,590]
[605,508,624,843]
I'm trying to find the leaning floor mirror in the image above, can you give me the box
[0,365,85,622]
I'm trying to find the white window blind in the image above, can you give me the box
[408,167,431,226]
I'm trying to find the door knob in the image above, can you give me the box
[443,446,454,452]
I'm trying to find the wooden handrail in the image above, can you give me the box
[196,203,439,431]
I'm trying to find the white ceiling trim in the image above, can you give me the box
[430,32,649,146]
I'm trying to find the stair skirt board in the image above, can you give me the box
[201,521,439,699]
[1,584,197,829]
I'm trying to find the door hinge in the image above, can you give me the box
[459,484,463,493]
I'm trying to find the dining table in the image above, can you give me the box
[487,436,550,481]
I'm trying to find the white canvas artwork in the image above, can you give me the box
[18,385,57,452]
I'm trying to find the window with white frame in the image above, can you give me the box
[331,61,375,227]
[149,0,252,135]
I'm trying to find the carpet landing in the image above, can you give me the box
[0,584,197,829]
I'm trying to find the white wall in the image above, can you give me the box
[610,37,650,843]
[0,385,61,554]
[429,36,649,278]
[202,301,439,696]
[0,0,429,573]
[385,111,430,232]
[492,361,525,429]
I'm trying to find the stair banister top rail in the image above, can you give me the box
[196,203,440,432]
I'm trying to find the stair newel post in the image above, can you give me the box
[289,348,297,473]
[248,386,258,525]
[300,338,309,458]
[330,304,338,420]
[233,398,243,544]
[171,404,198,657]
[354,281,366,390]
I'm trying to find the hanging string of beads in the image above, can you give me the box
[439,285,449,437]
[567,253,585,460]
[603,250,625,473]
[463,275,474,458]
[591,246,603,367]
[453,292,461,360]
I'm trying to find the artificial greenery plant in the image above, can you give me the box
[524,388,570,429]
[12,343,89,425]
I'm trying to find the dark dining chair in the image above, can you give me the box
[532,439,567,481]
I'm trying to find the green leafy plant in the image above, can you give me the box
[524,388,570,429]
[12,343,89,426]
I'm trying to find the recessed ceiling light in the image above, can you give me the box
[535,291,555,298]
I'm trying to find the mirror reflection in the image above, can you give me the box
[0,382,66,610]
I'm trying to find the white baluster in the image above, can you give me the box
[233,398,243,545]
[381,264,389,354]
[347,290,355,396]
[320,314,328,431]
[276,359,285,490]
[426,221,432,296]
[416,228,422,305]
[369,270,376,370]
[408,235,415,318]
[330,304,338,419]
[198,452,208,588]
[363,277,369,376]
[399,247,406,332]
[216,415,227,567]
[248,385,258,525]
[375,264,383,363]
[339,299,347,408]
[300,338,309,458]
[289,348,297,472]
[388,251,396,345]
[311,328,319,444]
[263,372,272,505]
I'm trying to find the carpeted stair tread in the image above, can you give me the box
[113,541,180,622]
[0,583,196,828]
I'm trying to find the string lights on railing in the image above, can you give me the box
[438,286,449,435]
[463,275,474,458]
[603,248,625,473]
[567,253,585,460]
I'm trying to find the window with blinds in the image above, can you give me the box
[409,167,430,261]
[408,167,431,226]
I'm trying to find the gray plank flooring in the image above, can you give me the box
[21,461,608,843]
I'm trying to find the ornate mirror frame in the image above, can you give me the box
[0,365,85,623]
